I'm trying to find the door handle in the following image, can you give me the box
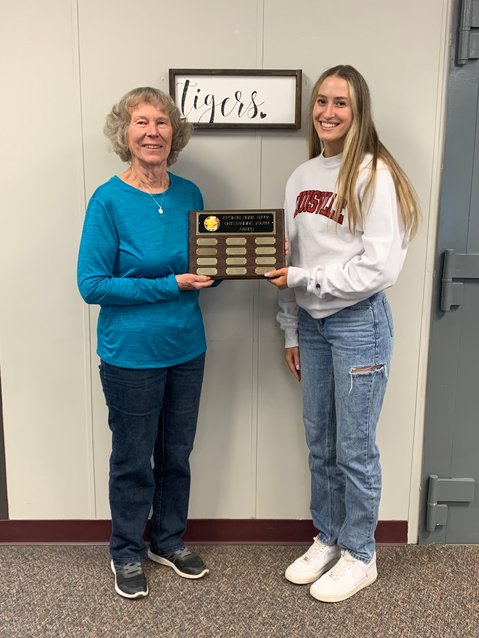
[440,249,479,311]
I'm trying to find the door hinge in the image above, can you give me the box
[440,249,479,311]
[457,0,479,64]
[426,475,475,532]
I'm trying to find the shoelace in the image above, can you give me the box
[303,540,327,562]
[122,562,142,577]
[329,555,354,580]
[174,547,192,559]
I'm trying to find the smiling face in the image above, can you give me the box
[312,76,353,157]
[126,101,173,170]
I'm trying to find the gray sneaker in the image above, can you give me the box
[110,560,148,599]
[148,546,209,579]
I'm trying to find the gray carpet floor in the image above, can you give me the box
[0,544,478,638]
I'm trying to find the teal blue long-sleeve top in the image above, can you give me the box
[77,173,206,368]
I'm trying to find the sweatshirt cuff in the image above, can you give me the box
[287,266,309,289]
[284,328,299,348]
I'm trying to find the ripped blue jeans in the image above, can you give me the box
[298,291,393,562]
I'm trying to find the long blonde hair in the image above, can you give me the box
[309,65,419,238]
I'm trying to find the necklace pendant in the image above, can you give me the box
[158,206,164,215]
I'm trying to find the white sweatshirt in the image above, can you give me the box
[277,152,409,348]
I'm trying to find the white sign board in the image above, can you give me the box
[169,69,302,129]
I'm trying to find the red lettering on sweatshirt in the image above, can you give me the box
[293,190,344,224]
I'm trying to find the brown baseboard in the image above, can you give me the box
[0,519,407,545]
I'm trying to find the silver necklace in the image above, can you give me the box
[128,168,169,214]
[145,188,167,215]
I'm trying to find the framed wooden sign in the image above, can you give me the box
[169,69,302,129]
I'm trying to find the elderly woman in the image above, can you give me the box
[77,87,213,599]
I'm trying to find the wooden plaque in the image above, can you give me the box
[188,209,285,279]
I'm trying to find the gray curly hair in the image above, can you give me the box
[103,87,192,166]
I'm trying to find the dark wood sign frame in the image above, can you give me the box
[169,69,302,130]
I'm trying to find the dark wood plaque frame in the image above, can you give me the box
[188,209,285,279]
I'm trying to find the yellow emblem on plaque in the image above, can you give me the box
[204,215,220,232]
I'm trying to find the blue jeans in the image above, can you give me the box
[298,292,393,562]
[99,354,205,565]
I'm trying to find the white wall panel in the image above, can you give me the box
[77,0,262,198]
[0,0,93,517]
[77,0,264,519]
[0,0,449,529]
[189,338,256,518]
[257,0,449,522]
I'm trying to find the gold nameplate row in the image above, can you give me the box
[188,210,285,279]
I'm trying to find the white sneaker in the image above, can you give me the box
[309,550,377,602]
[285,538,341,585]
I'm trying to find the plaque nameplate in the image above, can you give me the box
[188,209,285,279]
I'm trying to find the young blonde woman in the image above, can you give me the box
[265,65,419,602]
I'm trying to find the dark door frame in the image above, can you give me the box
[0,372,9,519]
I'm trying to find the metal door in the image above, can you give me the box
[420,0,479,543]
